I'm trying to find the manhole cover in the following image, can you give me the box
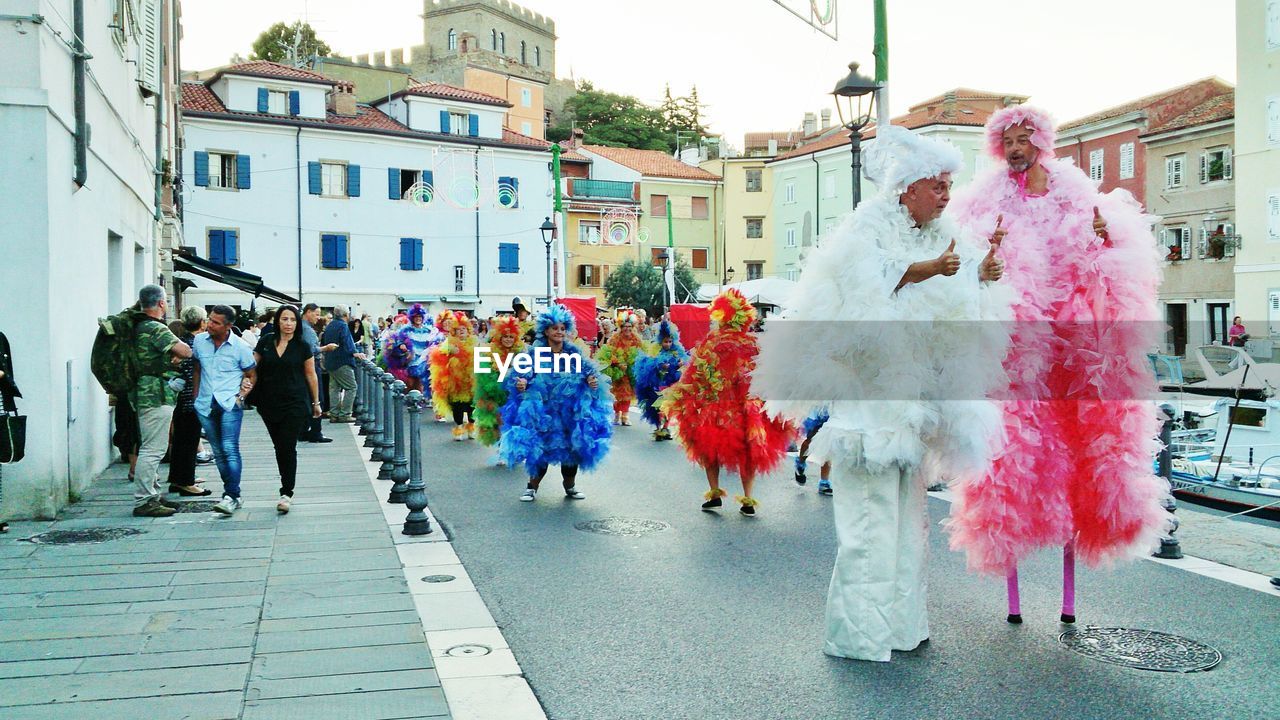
[23,527,146,545]
[1059,627,1221,673]
[422,575,456,583]
[174,500,222,513]
[574,517,671,537]
[445,644,491,658]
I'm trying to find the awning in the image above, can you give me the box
[173,254,299,305]
[397,295,480,305]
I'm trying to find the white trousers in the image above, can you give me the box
[824,460,930,662]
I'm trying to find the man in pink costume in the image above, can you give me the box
[946,105,1171,623]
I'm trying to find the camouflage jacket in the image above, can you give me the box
[130,313,181,410]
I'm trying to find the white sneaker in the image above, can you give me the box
[564,486,586,500]
[212,495,241,516]
[276,495,291,513]
[519,487,537,502]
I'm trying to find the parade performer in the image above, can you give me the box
[473,315,525,447]
[658,289,792,517]
[633,319,688,441]
[756,125,1011,661]
[946,106,1170,624]
[381,313,413,382]
[794,409,832,496]
[390,304,442,395]
[500,303,613,503]
[430,311,478,441]
[597,310,644,425]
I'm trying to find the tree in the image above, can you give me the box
[603,258,699,317]
[549,82,671,152]
[250,21,331,64]
[680,85,708,138]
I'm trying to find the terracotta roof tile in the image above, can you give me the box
[400,82,512,107]
[497,130,591,161]
[768,101,996,163]
[218,60,336,84]
[1060,78,1232,131]
[909,88,1028,111]
[743,131,804,149]
[328,105,410,132]
[580,145,719,181]
[1142,92,1234,135]
[181,82,223,113]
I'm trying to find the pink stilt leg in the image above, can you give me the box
[1006,565,1022,624]
[1061,542,1076,624]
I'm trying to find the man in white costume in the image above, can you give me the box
[756,126,1012,662]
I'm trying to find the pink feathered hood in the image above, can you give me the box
[984,105,1057,166]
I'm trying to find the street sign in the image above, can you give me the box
[771,0,838,40]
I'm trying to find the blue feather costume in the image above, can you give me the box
[498,304,614,473]
[633,320,689,428]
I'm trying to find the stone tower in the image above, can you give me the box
[422,0,556,82]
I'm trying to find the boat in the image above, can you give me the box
[1162,396,1280,522]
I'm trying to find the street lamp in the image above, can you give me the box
[832,61,881,211]
[539,216,557,306]
[657,249,670,315]
[723,266,735,287]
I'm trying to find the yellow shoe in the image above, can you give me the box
[466,422,477,439]
[452,426,465,442]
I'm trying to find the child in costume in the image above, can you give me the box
[632,319,688,441]
[381,313,413,381]
[500,303,613,503]
[596,310,644,426]
[657,289,793,516]
[795,409,833,496]
[473,315,525,447]
[393,304,442,394]
[430,311,478,441]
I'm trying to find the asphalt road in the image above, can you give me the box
[420,415,1280,720]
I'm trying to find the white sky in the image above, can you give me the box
[181,0,1237,147]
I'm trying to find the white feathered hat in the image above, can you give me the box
[863,125,964,196]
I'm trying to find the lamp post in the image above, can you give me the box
[540,216,557,307]
[657,249,670,315]
[723,265,735,288]
[832,61,881,212]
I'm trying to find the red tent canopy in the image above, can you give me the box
[556,296,598,344]
[668,303,710,349]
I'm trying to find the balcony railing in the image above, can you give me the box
[570,179,636,201]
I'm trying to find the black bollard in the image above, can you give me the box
[358,361,373,435]
[351,361,364,426]
[365,365,383,451]
[378,372,396,480]
[1154,403,1183,560]
[388,380,409,504]
[402,390,433,536]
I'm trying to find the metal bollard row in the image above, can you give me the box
[402,390,433,535]
[357,360,373,434]
[1154,403,1183,560]
[365,363,383,452]
[388,380,409,504]
[377,372,395,479]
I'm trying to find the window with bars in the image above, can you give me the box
[1089,149,1104,182]
[746,218,763,239]
[1119,143,1135,179]
[1165,155,1186,189]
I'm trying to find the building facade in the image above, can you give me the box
[701,157,775,283]
[557,149,641,305]
[0,0,183,518]
[1140,94,1236,355]
[1231,0,1280,347]
[180,62,556,319]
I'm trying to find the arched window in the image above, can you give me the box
[491,29,497,50]
[535,46,541,67]
[499,32,505,54]
[520,40,527,64]
[447,28,457,51]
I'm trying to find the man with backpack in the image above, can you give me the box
[113,285,192,516]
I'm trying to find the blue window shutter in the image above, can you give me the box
[439,110,450,134]
[510,176,519,208]
[257,87,269,113]
[336,235,349,268]
[422,169,434,187]
[236,154,251,189]
[499,243,519,273]
[388,167,400,200]
[400,238,412,270]
[194,151,209,186]
[414,238,424,270]
[288,90,300,116]
[208,229,224,265]
[321,234,336,268]
[346,164,361,197]
[468,113,479,137]
[308,162,322,195]
[224,230,239,266]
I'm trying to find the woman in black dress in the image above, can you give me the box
[253,305,321,514]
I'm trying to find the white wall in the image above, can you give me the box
[181,118,553,318]
[394,96,505,138]
[220,76,328,119]
[0,0,164,518]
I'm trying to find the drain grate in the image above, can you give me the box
[445,644,491,658]
[1059,627,1221,673]
[574,517,671,537]
[422,575,456,583]
[174,500,222,514]
[23,527,146,545]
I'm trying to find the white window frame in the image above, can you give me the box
[1089,148,1104,182]
[746,262,764,280]
[207,150,238,191]
[1165,155,1186,189]
[521,88,532,107]
[449,111,468,137]
[320,161,348,198]
[745,217,763,239]
[1200,222,1237,259]
[785,226,797,248]
[688,246,710,271]
[1119,142,1135,180]
[267,89,289,115]
[1164,226,1191,261]
[578,220,601,245]
[784,181,796,204]
[745,168,762,192]
[1201,147,1233,183]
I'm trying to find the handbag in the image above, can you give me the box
[0,412,24,464]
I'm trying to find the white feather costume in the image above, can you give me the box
[756,126,1012,661]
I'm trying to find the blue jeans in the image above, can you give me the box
[198,404,244,499]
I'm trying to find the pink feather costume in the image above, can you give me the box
[946,106,1170,592]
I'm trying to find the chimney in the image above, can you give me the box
[803,112,817,136]
[767,139,778,156]
[820,108,831,130]
[329,82,358,117]
[942,91,958,118]
[568,127,585,148]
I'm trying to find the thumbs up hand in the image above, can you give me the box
[936,239,961,277]
[979,241,1004,282]
[1092,206,1110,243]
[991,214,1007,246]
